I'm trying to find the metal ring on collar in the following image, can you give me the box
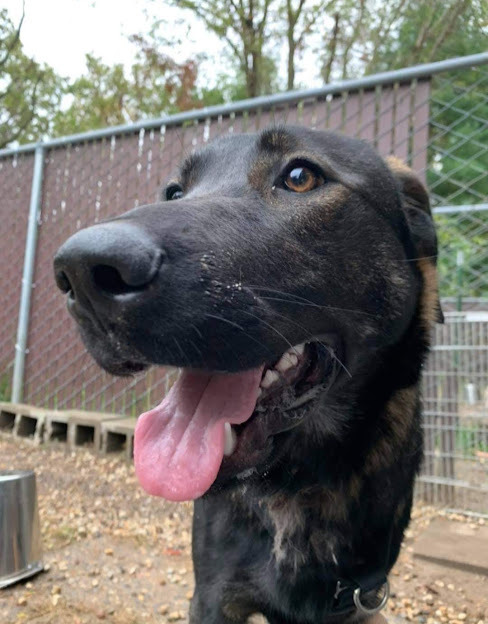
[353,579,390,615]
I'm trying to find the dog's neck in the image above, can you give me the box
[228,303,428,578]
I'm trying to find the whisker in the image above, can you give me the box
[204,313,274,356]
[403,255,438,262]
[172,337,191,367]
[237,309,295,350]
[188,338,204,362]
[164,320,201,366]
[190,323,204,339]
[258,296,378,319]
[326,349,352,379]
[246,285,325,306]
[268,309,352,379]
[266,308,316,340]
[245,286,377,318]
[186,324,205,364]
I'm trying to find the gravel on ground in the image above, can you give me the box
[0,436,486,624]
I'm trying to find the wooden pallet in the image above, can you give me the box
[100,418,136,460]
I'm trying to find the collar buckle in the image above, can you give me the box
[333,580,348,601]
[353,579,390,615]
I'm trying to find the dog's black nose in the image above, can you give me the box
[54,222,163,303]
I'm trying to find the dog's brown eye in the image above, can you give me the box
[284,166,323,193]
[166,184,184,201]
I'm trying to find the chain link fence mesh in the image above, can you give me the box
[428,65,488,303]
[0,152,33,401]
[420,314,488,515]
[414,65,488,515]
[0,58,487,513]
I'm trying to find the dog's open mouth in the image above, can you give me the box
[134,339,340,501]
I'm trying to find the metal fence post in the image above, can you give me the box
[11,144,45,404]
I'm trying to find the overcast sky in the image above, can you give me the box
[3,0,221,79]
[4,0,325,101]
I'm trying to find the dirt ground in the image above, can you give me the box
[1,436,487,624]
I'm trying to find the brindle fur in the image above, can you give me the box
[54,127,442,624]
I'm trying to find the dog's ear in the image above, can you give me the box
[386,156,444,325]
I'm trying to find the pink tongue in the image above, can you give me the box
[134,367,263,501]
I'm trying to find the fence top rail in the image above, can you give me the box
[433,203,488,214]
[1,52,488,158]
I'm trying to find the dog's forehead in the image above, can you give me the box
[179,126,391,190]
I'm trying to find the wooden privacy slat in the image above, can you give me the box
[0,154,34,389]
[343,94,360,137]
[298,99,317,128]
[357,90,377,143]
[377,87,395,156]
[392,83,412,161]
[411,80,431,181]
[326,95,345,131]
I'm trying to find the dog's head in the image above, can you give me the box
[54,126,441,501]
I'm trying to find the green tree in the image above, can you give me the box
[51,41,213,137]
[283,0,333,89]
[158,0,338,94]
[51,55,130,136]
[312,0,488,82]
[0,6,62,148]
[364,0,487,74]
[165,0,278,98]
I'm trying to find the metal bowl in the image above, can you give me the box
[0,470,43,588]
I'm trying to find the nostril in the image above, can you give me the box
[56,270,73,294]
[92,265,144,296]
[55,225,164,301]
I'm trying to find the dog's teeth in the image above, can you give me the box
[275,352,298,372]
[292,343,305,355]
[223,423,237,456]
[261,369,280,388]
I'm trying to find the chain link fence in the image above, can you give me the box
[419,312,488,516]
[413,61,488,516]
[0,54,487,514]
[0,152,33,401]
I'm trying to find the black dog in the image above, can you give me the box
[54,126,442,623]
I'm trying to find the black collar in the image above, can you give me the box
[331,570,390,616]
[328,520,394,616]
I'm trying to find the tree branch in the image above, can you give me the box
[322,11,340,84]
[365,0,407,72]
[341,0,366,79]
[426,0,470,62]
[0,0,25,67]
[258,0,274,38]
[0,72,40,148]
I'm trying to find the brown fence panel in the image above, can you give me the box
[0,153,34,399]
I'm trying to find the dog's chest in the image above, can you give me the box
[219,490,358,622]
[233,488,349,572]
[266,498,346,572]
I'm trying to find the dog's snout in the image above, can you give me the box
[54,222,163,305]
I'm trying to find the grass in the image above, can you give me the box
[49,524,78,547]
[456,424,488,455]
[0,373,11,402]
